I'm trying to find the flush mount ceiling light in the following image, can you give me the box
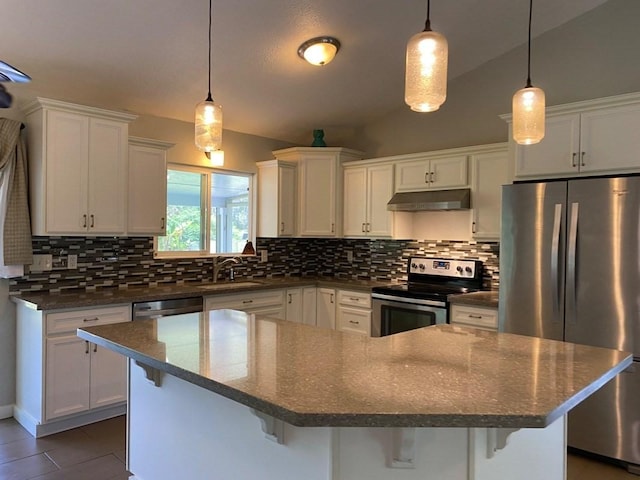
[195,0,223,161]
[512,0,545,145]
[405,0,448,112]
[297,36,341,66]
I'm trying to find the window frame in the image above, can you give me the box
[154,164,256,259]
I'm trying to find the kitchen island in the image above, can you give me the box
[78,310,631,480]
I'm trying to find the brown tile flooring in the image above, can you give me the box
[0,414,639,479]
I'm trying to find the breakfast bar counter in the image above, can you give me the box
[78,311,631,480]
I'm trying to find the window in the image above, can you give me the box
[155,165,254,257]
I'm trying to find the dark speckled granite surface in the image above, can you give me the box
[448,291,499,308]
[11,277,393,310]
[78,311,632,429]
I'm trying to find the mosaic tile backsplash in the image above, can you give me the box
[9,236,500,294]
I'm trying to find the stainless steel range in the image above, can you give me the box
[371,257,483,337]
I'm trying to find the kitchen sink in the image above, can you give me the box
[196,281,264,291]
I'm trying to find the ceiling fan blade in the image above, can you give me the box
[0,61,31,83]
[0,84,13,108]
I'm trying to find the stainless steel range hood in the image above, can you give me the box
[387,189,471,211]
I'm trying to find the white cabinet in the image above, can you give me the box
[24,98,137,236]
[205,289,286,320]
[273,147,364,237]
[316,288,336,330]
[285,286,317,325]
[507,93,640,180]
[336,290,372,336]
[470,146,509,240]
[395,155,468,192]
[343,163,394,237]
[450,304,498,331]
[257,160,296,237]
[128,137,173,235]
[15,303,131,436]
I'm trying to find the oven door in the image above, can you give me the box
[371,294,447,337]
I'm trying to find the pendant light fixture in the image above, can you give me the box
[512,0,545,145]
[405,0,448,112]
[195,0,223,161]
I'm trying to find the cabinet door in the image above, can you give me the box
[316,288,336,329]
[580,103,640,175]
[337,306,371,336]
[430,155,468,189]
[514,113,580,179]
[395,158,429,192]
[44,110,89,234]
[285,288,303,323]
[90,344,127,408]
[302,287,317,326]
[88,118,127,234]
[367,164,394,237]
[128,144,167,235]
[298,155,338,236]
[278,164,296,236]
[343,167,368,236]
[45,336,91,420]
[471,150,509,240]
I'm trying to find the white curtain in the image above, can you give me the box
[0,118,32,278]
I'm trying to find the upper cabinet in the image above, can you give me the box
[343,163,394,238]
[24,98,137,236]
[395,154,468,192]
[504,92,640,180]
[273,147,364,237]
[470,145,509,240]
[128,137,173,236]
[256,160,296,237]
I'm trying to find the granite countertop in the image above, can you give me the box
[449,290,499,308]
[77,311,631,429]
[11,277,391,311]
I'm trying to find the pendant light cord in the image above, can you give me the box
[526,0,533,88]
[206,0,213,102]
[423,0,431,32]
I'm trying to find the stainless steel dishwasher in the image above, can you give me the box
[132,297,203,320]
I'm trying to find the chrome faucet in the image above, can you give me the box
[212,256,241,283]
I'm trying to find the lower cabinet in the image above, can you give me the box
[336,290,372,336]
[449,304,498,331]
[316,288,337,330]
[285,287,317,325]
[15,304,131,436]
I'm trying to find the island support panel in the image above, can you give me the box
[127,360,566,480]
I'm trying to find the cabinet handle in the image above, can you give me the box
[161,217,165,229]
[349,320,360,325]
[330,294,334,304]
[83,214,87,228]
[430,172,435,183]
[288,293,292,304]
[571,152,577,167]
[366,223,371,232]
[468,314,483,319]
[90,214,95,228]
[331,223,335,233]
[580,151,586,166]
[362,223,366,233]
[242,299,253,304]
[424,172,429,184]
[93,343,98,353]
[85,341,90,354]
[349,297,360,302]
[83,317,99,322]
[472,221,477,234]
[281,222,285,233]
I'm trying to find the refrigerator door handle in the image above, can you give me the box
[551,204,563,314]
[567,202,579,324]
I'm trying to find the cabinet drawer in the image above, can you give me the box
[337,290,371,308]
[46,305,131,335]
[205,289,285,311]
[337,307,371,336]
[450,305,498,331]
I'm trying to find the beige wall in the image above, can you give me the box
[350,0,640,157]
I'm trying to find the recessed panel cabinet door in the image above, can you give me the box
[128,144,167,235]
[366,164,393,237]
[44,110,89,233]
[343,167,367,236]
[90,344,127,409]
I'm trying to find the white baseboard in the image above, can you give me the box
[0,404,14,419]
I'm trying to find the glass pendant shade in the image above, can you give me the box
[512,86,545,145]
[405,29,448,112]
[195,98,223,153]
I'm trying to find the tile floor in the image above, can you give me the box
[0,416,128,480]
[0,415,638,479]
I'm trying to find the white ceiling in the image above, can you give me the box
[2,0,608,145]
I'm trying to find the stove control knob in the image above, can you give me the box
[411,263,418,269]
[465,266,473,274]
[456,266,463,274]
[419,264,426,270]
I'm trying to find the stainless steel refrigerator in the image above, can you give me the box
[499,176,640,469]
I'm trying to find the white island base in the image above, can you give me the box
[127,361,566,480]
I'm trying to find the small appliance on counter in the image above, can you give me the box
[371,256,483,337]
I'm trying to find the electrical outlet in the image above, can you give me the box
[346,250,353,263]
[260,250,268,262]
[68,254,78,269]
[31,254,53,272]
